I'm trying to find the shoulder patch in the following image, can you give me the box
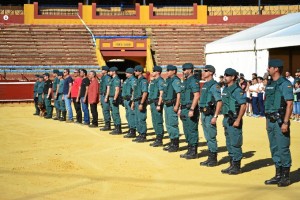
[287,85,292,88]
[216,85,220,89]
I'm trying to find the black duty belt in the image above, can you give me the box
[181,104,192,109]
[148,99,158,104]
[133,97,142,102]
[164,99,176,107]
[123,96,131,101]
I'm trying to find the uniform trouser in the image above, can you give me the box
[44,95,53,117]
[72,97,82,123]
[164,105,179,139]
[109,98,121,126]
[100,95,111,123]
[58,94,66,111]
[150,102,164,136]
[258,93,265,116]
[38,94,44,103]
[201,113,218,153]
[223,116,243,161]
[266,118,291,168]
[80,97,90,123]
[64,95,73,120]
[34,97,39,114]
[124,99,135,129]
[53,91,59,109]
[90,103,98,126]
[180,108,199,146]
[252,96,259,115]
[134,101,147,134]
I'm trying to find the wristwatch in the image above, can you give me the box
[213,115,218,118]
[283,121,289,125]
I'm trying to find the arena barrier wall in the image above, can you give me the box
[0,82,34,101]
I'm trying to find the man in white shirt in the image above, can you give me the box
[285,71,294,84]
[249,78,259,117]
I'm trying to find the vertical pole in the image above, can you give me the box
[143,0,146,6]
[258,0,261,15]
[201,0,204,5]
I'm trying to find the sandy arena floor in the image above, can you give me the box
[0,103,300,200]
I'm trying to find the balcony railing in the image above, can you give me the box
[96,5,136,16]
[153,6,194,16]
[0,6,24,15]
[38,5,78,16]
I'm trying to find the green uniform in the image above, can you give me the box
[162,75,181,139]
[221,84,246,161]
[58,79,66,111]
[53,77,60,109]
[199,79,222,153]
[265,76,293,168]
[33,81,39,114]
[100,74,111,123]
[108,75,121,126]
[133,75,148,135]
[37,81,45,103]
[43,79,53,117]
[122,75,136,129]
[149,76,165,136]
[180,75,200,146]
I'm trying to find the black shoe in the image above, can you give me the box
[59,111,67,121]
[277,167,291,187]
[228,160,242,175]
[265,167,282,185]
[89,124,98,128]
[136,134,147,143]
[44,116,52,119]
[124,129,136,138]
[184,145,198,159]
[132,134,141,142]
[100,122,111,131]
[200,151,218,167]
[163,139,173,151]
[221,158,233,174]
[33,113,39,116]
[111,125,122,135]
[180,145,191,158]
[150,135,163,147]
[168,138,179,152]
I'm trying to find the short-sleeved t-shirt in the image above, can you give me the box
[43,79,53,94]
[80,77,90,98]
[37,81,44,94]
[71,77,82,98]
[63,76,73,95]
[52,77,59,92]
[58,79,65,94]
[109,76,121,96]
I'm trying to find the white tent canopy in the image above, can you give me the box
[205,12,300,79]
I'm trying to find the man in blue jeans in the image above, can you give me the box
[63,69,73,122]
[78,69,90,125]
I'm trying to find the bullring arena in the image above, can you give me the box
[1,0,300,199]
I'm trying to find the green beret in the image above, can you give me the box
[102,66,109,71]
[43,72,50,77]
[182,63,194,70]
[166,65,177,71]
[204,65,215,73]
[134,65,144,72]
[109,67,118,72]
[58,72,63,76]
[125,68,134,74]
[153,66,162,72]
[224,68,237,76]
[268,59,283,68]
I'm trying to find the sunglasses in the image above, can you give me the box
[203,69,209,72]
[224,73,232,77]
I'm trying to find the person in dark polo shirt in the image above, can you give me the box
[63,69,73,122]
[43,73,53,119]
[77,69,90,125]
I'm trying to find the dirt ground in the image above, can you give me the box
[0,103,299,200]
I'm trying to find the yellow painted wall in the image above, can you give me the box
[24,4,207,25]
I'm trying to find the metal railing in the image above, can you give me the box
[96,5,136,16]
[38,5,78,16]
[153,6,194,16]
[0,6,24,15]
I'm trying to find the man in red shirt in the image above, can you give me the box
[88,70,99,127]
[71,69,83,124]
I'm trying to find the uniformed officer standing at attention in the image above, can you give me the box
[162,65,181,152]
[52,70,60,120]
[105,67,122,134]
[264,59,294,187]
[199,65,222,166]
[56,72,66,121]
[131,65,148,142]
[33,74,40,115]
[122,68,137,138]
[149,66,165,147]
[43,73,53,119]
[221,68,246,175]
[99,66,112,131]
[178,63,200,159]
[37,75,45,105]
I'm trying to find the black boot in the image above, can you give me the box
[185,145,198,159]
[124,128,136,138]
[180,145,191,158]
[278,167,291,187]
[265,167,282,185]
[168,138,179,152]
[100,122,111,131]
[228,160,242,175]
[111,125,122,135]
[59,111,66,121]
[200,151,218,167]
[150,135,163,147]
[132,134,141,142]
[136,134,147,143]
[163,139,173,151]
[53,109,60,120]
[221,158,233,174]
[109,124,117,134]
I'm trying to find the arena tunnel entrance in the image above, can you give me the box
[105,58,144,81]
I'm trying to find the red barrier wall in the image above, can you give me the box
[0,14,24,24]
[0,82,34,101]
[208,15,281,24]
